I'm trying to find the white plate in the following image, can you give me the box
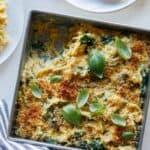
[0,0,24,64]
[65,0,136,13]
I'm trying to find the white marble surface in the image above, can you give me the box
[0,0,150,149]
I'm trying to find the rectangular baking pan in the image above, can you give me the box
[8,10,150,150]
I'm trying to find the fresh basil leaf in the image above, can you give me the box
[89,100,106,114]
[49,75,62,83]
[111,114,126,127]
[31,84,42,98]
[115,38,132,60]
[101,35,114,45]
[62,104,81,125]
[121,131,135,139]
[88,49,105,79]
[80,34,95,46]
[77,88,89,108]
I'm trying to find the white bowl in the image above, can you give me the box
[0,0,24,64]
[101,0,122,3]
[65,0,137,13]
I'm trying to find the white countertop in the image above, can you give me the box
[0,0,150,149]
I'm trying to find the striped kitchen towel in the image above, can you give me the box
[0,99,49,150]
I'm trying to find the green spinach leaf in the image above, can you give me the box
[115,38,132,60]
[121,131,135,139]
[31,84,42,99]
[111,113,126,127]
[49,75,62,83]
[89,100,106,114]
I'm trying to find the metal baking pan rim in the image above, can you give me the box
[7,9,150,150]
[8,137,78,150]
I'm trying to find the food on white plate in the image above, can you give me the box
[0,0,8,52]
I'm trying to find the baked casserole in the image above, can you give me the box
[15,19,150,150]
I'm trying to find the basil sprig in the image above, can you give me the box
[121,131,135,139]
[89,100,106,114]
[111,113,126,127]
[77,88,89,108]
[31,84,42,98]
[62,104,81,126]
[88,49,105,79]
[115,38,132,60]
[49,75,62,83]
